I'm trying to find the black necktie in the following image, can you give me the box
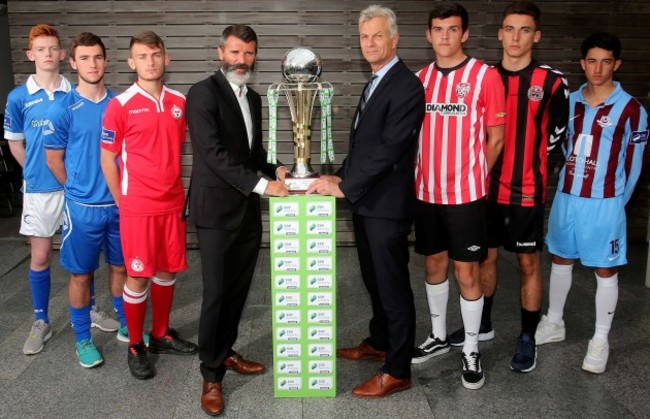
[359,75,377,114]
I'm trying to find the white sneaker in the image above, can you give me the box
[582,339,609,374]
[23,320,52,355]
[90,309,119,332]
[534,315,566,345]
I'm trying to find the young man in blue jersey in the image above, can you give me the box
[3,24,72,355]
[43,33,134,368]
[536,32,648,374]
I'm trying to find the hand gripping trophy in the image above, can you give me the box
[267,47,334,193]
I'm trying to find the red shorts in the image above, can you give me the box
[120,212,188,277]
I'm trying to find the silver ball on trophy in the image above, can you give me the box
[281,47,322,83]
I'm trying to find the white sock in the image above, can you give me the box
[593,273,618,343]
[426,280,449,340]
[547,263,573,325]
[461,295,484,354]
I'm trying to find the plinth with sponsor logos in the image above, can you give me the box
[269,195,336,398]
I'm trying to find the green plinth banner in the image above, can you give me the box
[269,195,336,398]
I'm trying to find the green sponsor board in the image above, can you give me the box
[270,195,336,398]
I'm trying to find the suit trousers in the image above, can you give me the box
[197,203,262,383]
[352,214,415,379]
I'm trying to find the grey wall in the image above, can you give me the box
[0,1,14,110]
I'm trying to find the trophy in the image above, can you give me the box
[267,47,334,193]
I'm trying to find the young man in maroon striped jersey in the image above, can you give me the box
[446,2,569,373]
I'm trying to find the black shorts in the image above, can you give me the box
[414,198,487,262]
[486,201,544,253]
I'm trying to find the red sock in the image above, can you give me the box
[150,277,176,338]
[123,285,148,346]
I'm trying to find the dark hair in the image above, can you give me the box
[70,32,106,59]
[580,32,621,60]
[428,2,468,32]
[503,1,541,28]
[129,30,165,52]
[220,25,258,53]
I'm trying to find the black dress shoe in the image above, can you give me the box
[128,341,154,380]
[149,328,198,355]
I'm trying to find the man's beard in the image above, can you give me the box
[221,62,253,86]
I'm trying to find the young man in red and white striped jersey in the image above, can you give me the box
[411,2,505,390]
[446,1,569,374]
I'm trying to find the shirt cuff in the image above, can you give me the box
[253,178,268,196]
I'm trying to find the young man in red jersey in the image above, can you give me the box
[446,1,569,374]
[101,31,197,380]
[411,2,505,390]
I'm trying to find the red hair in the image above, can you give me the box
[28,24,61,49]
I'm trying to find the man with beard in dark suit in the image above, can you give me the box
[185,25,289,416]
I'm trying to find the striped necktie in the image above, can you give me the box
[359,75,377,114]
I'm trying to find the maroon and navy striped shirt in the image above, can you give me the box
[487,61,569,207]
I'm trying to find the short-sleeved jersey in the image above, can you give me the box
[100,83,186,216]
[43,89,117,205]
[415,57,506,205]
[488,61,569,207]
[559,82,648,203]
[3,75,73,193]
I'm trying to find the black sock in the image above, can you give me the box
[521,308,541,336]
[482,295,494,327]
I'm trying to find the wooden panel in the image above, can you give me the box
[7,0,650,245]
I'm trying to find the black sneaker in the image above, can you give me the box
[448,323,496,347]
[510,333,537,373]
[461,351,485,389]
[412,333,450,364]
[149,328,198,355]
[128,341,154,380]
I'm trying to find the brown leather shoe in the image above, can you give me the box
[201,381,224,416]
[223,353,265,375]
[337,341,386,362]
[351,371,411,398]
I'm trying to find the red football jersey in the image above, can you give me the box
[101,83,186,216]
[416,57,506,205]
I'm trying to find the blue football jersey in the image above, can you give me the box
[43,88,117,204]
[3,75,72,193]
[560,82,648,204]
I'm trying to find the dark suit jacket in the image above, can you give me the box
[186,71,280,230]
[337,59,425,219]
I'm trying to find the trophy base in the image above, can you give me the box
[285,173,319,194]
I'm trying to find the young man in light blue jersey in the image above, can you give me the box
[43,32,136,368]
[3,24,72,355]
[536,32,648,374]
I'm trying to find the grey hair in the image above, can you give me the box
[358,4,398,37]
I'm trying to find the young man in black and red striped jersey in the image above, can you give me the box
[445,1,569,373]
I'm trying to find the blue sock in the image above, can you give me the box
[90,276,96,310]
[113,296,127,327]
[70,305,92,343]
[29,268,51,323]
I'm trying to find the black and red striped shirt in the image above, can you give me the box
[487,60,569,206]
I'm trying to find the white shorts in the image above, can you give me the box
[20,190,65,237]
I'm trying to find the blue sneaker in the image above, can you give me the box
[76,339,104,368]
[117,325,150,347]
[511,333,537,373]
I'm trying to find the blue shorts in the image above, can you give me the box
[546,192,627,268]
[60,200,124,274]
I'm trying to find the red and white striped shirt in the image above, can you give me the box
[415,57,506,205]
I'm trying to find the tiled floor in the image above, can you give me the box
[0,212,648,418]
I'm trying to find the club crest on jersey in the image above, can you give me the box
[456,82,471,98]
[171,104,183,120]
[527,85,544,101]
[131,258,145,273]
[596,115,612,128]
